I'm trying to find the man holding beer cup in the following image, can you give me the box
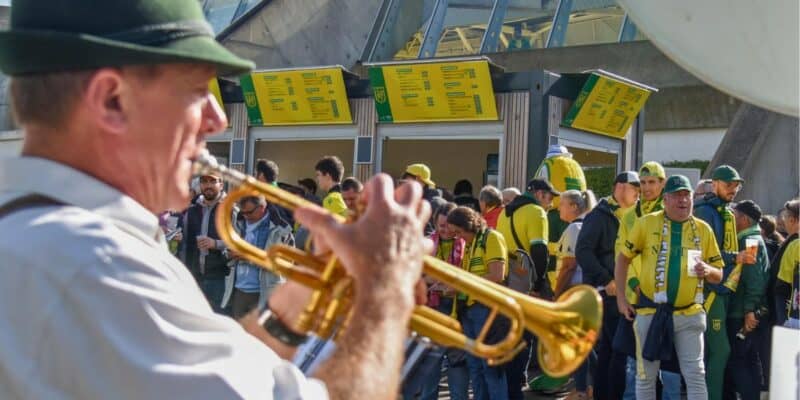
[693,164,755,400]
[724,200,768,400]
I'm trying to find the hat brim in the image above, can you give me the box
[665,187,692,194]
[0,29,254,76]
[717,177,745,183]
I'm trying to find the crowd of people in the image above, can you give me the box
[1,3,797,398]
[165,144,799,400]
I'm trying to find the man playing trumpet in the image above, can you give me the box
[0,1,430,399]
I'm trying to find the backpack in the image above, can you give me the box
[505,210,537,294]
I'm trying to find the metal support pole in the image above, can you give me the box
[419,0,449,58]
[545,0,573,48]
[361,0,404,62]
[479,0,510,54]
[618,13,638,42]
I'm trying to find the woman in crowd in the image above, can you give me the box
[448,206,509,400]
[553,190,596,400]
[418,202,471,400]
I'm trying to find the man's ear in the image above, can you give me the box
[83,68,128,135]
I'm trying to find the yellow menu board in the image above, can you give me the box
[369,60,498,123]
[240,67,353,125]
[209,78,224,108]
[562,72,653,138]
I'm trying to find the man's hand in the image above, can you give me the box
[736,250,756,265]
[693,260,722,284]
[604,280,617,297]
[617,296,635,321]
[292,174,431,400]
[197,236,216,250]
[172,231,183,242]
[744,311,759,333]
[295,174,430,306]
[415,279,428,305]
[227,249,242,261]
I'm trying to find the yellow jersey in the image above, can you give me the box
[322,191,348,217]
[621,211,723,315]
[496,197,548,254]
[617,200,663,304]
[461,229,508,305]
[777,239,800,320]
[535,155,586,209]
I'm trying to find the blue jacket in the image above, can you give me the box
[694,194,738,294]
[222,206,294,310]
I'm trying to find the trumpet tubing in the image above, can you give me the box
[194,151,602,377]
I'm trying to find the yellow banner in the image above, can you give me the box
[370,60,498,123]
[209,78,224,108]
[563,73,652,138]
[244,67,352,125]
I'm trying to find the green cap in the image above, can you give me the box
[639,161,666,179]
[711,165,744,183]
[0,0,255,76]
[664,175,693,194]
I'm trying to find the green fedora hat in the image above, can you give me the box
[0,0,254,76]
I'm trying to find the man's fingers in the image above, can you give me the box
[364,174,395,210]
[417,197,432,225]
[422,237,434,256]
[395,179,422,207]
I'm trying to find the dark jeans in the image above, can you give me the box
[724,318,763,400]
[594,296,627,400]
[419,297,470,400]
[231,288,260,319]
[506,331,533,400]
[200,277,227,315]
[402,345,445,400]
[575,349,597,392]
[462,304,509,400]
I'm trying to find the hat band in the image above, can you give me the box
[101,20,215,46]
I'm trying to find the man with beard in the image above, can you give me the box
[0,1,429,397]
[694,165,755,400]
[181,170,231,313]
[616,175,724,400]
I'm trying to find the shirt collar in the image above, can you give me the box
[0,156,161,240]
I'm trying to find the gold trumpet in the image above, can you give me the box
[194,150,602,377]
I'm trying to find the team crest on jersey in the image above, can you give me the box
[374,87,387,104]
[712,319,721,331]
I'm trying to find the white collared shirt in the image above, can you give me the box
[0,156,327,400]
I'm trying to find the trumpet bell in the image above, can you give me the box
[532,285,603,378]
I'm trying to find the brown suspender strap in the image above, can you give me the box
[0,194,65,220]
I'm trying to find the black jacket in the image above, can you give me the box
[576,198,620,288]
[181,197,230,280]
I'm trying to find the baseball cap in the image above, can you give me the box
[526,178,560,196]
[711,165,745,183]
[639,161,666,179]
[615,171,641,187]
[733,200,762,222]
[664,175,693,194]
[405,164,435,187]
